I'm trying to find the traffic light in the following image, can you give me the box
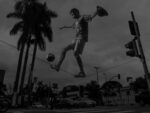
[128,21,140,36]
[125,39,139,57]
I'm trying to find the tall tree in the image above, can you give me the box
[85,81,102,105]
[7,0,57,105]
[101,81,122,105]
[27,2,57,101]
[7,0,31,106]
[130,77,147,93]
[27,1,57,103]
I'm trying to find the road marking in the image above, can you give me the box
[53,108,120,113]
[111,110,134,113]
[11,111,24,113]
[8,108,150,113]
[52,109,134,113]
[53,108,121,113]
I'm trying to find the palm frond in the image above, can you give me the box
[15,1,23,12]
[10,21,24,35]
[17,32,28,50]
[9,0,57,51]
[34,32,46,50]
[43,2,58,18]
[48,10,58,18]
[29,0,39,3]
[7,12,22,19]
[41,25,53,42]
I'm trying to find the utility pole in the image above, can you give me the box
[128,11,150,92]
[94,66,99,85]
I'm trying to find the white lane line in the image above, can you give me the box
[58,108,120,113]
[111,110,134,113]
[11,111,24,113]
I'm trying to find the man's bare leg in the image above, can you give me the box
[74,54,86,77]
[51,44,73,71]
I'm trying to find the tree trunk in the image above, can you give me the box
[19,39,31,106]
[12,43,25,106]
[27,40,37,104]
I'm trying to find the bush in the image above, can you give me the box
[135,90,150,106]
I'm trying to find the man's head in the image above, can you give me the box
[70,8,80,19]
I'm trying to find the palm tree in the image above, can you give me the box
[27,2,57,102]
[20,1,57,105]
[7,0,57,105]
[7,0,31,106]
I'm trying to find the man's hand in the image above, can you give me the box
[59,26,66,30]
[59,25,73,30]
[97,6,102,11]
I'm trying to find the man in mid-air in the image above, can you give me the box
[51,6,108,77]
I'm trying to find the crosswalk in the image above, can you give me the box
[8,107,150,113]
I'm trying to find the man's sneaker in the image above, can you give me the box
[74,72,86,78]
[50,64,60,72]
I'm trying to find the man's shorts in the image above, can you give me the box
[72,39,86,55]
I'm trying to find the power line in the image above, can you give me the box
[0,39,145,77]
[0,39,17,49]
[87,58,138,77]
[0,39,75,76]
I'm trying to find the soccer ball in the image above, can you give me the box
[46,53,55,62]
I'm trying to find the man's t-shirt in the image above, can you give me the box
[73,15,92,42]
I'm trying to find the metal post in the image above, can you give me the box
[94,66,99,84]
[131,11,150,92]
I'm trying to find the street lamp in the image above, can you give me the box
[94,66,99,84]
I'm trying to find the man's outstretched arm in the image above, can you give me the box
[59,24,75,30]
[84,6,99,21]
[91,7,98,20]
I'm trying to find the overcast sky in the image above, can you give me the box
[1,0,150,88]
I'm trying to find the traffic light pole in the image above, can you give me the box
[131,11,150,92]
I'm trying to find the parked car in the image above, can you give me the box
[32,102,45,108]
[135,90,150,106]
[73,98,96,108]
[55,98,74,109]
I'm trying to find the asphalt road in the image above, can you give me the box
[7,106,150,113]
